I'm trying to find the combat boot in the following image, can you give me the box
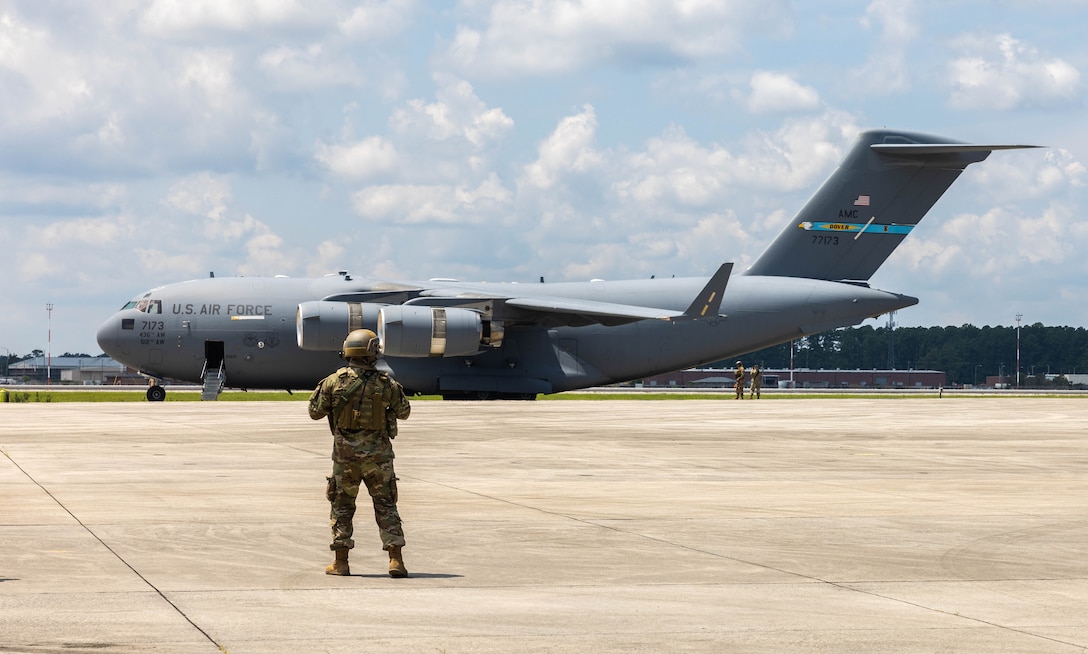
[388,545,407,578]
[325,548,350,576]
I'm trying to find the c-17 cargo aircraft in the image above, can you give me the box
[97,129,1038,401]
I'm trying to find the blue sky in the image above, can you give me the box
[2,0,1086,356]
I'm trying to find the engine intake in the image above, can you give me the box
[379,306,483,357]
[296,301,383,351]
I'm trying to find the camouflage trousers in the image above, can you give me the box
[327,458,405,551]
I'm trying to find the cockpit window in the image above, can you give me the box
[127,299,162,313]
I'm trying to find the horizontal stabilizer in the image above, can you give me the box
[871,143,1043,156]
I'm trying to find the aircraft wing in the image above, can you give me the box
[409,263,733,327]
[407,291,679,327]
[503,296,684,323]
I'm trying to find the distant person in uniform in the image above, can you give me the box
[309,329,412,578]
[749,364,762,399]
[734,361,745,399]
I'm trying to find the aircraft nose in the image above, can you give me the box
[96,315,122,359]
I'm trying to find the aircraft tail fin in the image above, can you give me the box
[744,129,1041,282]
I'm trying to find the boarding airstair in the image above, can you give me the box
[200,360,225,401]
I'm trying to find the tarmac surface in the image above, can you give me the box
[1,398,1087,653]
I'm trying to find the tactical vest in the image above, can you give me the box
[332,368,386,432]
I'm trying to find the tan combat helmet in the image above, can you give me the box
[342,329,379,359]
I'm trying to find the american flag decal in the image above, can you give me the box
[854,195,870,206]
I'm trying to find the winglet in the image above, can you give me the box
[680,263,732,319]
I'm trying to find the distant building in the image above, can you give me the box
[634,367,947,389]
[7,356,138,385]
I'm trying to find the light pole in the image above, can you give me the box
[46,303,53,385]
[1015,313,1022,390]
[789,339,795,388]
[1,346,9,379]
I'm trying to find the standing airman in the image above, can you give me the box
[309,329,412,578]
[749,364,762,399]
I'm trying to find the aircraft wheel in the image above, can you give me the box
[146,386,166,402]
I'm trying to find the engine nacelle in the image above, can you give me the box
[296,301,383,351]
[378,306,483,357]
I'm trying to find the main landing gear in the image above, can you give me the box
[146,381,166,402]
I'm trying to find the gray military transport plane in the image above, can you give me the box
[97,129,1038,401]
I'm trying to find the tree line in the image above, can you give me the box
[724,324,1088,387]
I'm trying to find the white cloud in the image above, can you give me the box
[306,240,348,277]
[0,178,126,210]
[140,0,316,36]
[15,213,141,287]
[314,136,398,179]
[967,148,1087,203]
[860,0,918,44]
[745,71,821,114]
[258,44,365,90]
[25,216,125,249]
[176,49,238,109]
[671,213,752,272]
[238,219,289,275]
[897,199,1077,289]
[340,0,417,40]
[947,33,1082,110]
[615,113,857,211]
[164,173,233,219]
[134,248,206,280]
[351,173,512,224]
[521,105,603,190]
[0,7,280,175]
[390,75,513,147]
[160,173,291,274]
[0,12,97,126]
[443,0,792,78]
[848,0,920,95]
[614,126,732,208]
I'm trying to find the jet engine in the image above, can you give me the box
[378,306,486,357]
[296,301,383,351]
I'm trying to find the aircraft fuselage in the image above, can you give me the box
[96,273,914,395]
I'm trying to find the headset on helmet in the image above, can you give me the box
[342,329,379,359]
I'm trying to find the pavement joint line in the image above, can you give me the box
[408,472,1088,651]
[833,582,1088,650]
[1,447,226,652]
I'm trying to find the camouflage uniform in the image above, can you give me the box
[749,365,762,399]
[309,363,411,553]
[734,363,745,399]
